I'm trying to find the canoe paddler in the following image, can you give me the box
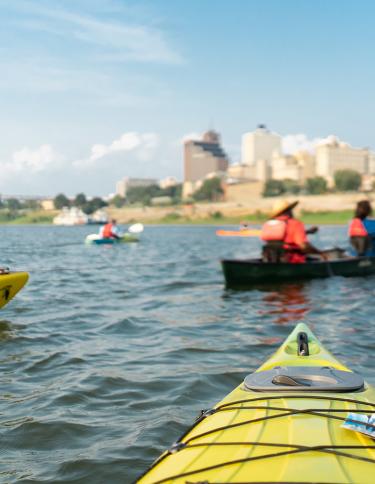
[101,219,121,240]
[260,200,326,263]
[348,200,375,256]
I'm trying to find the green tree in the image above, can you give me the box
[263,179,285,197]
[110,195,126,208]
[23,199,40,210]
[54,193,70,209]
[334,170,362,192]
[74,193,87,207]
[305,177,327,195]
[126,185,161,205]
[124,183,183,206]
[282,179,301,194]
[193,177,224,202]
[82,197,107,214]
[6,198,22,210]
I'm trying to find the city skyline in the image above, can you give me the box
[0,0,374,196]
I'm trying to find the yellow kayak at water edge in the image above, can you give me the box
[0,271,29,309]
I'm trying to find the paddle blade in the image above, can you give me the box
[128,223,144,234]
[86,234,100,241]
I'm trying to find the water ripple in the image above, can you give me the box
[0,225,373,483]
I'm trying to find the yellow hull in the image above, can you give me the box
[0,272,29,309]
[216,229,261,237]
[137,323,375,483]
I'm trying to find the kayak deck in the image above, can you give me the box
[136,324,375,483]
[222,256,375,287]
[85,234,139,244]
[0,271,29,309]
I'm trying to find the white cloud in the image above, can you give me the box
[9,2,183,65]
[282,134,326,154]
[181,132,202,143]
[12,144,62,172]
[75,131,160,168]
[0,144,62,184]
[282,134,315,154]
[12,145,60,172]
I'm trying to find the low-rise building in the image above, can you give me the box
[116,177,159,198]
[316,136,370,186]
[159,176,178,189]
[40,199,55,210]
[271,151,315,183]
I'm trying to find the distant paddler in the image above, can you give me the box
[348,200,375,256]
[100,219,121,240]
[260,199,326,263]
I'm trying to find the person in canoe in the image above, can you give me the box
[261,200,326,263]
[348,200,375,256]
[100,219,121,240]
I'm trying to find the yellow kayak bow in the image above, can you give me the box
[0,271,29,309]
[136,323,375,483]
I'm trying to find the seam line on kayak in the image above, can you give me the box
[134,395,375,483]
[145,444,375,484]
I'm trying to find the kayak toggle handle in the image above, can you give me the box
[297,331,309,356]
[272,374,311,386]
[196,408,216,421]
[169,442,186,453]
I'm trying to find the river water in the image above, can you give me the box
[0,225,373,483]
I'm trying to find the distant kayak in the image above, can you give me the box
[216,228,261,237]
[85,223,143,245]
[137,322,375,483]
[0,271,29,309]
[85,233,139,244]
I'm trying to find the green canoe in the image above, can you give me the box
[222,256,375,288]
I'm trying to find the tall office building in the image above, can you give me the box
[242,125,282,166]
[184,130,229,183]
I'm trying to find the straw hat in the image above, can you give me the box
[270,199,299,218]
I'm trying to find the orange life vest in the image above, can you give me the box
[261,219,287,241]
[348,218,367,237]
[102,223,113,238]
[261,217,306,263]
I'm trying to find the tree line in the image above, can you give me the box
[54,193,107,214]
[53,184,184,212]
[52,169,367,210]
[263,169,363,197]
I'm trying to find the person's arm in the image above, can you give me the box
[300,241,327,259]
[111,226,121,239]
[294,221,327,260]
[306,226,319,235]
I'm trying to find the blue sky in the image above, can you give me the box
[0,0,374,196]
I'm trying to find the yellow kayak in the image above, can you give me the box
[0,271,29,309]
[216,228,261,237]
[136,323,375,483]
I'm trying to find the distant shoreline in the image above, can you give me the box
[0,192,367,226]
[0,209,353,226]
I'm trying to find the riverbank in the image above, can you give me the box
[0,210,57,224]
[0,192,368,225]
[107,209,353,225]
[107,192,367,225]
